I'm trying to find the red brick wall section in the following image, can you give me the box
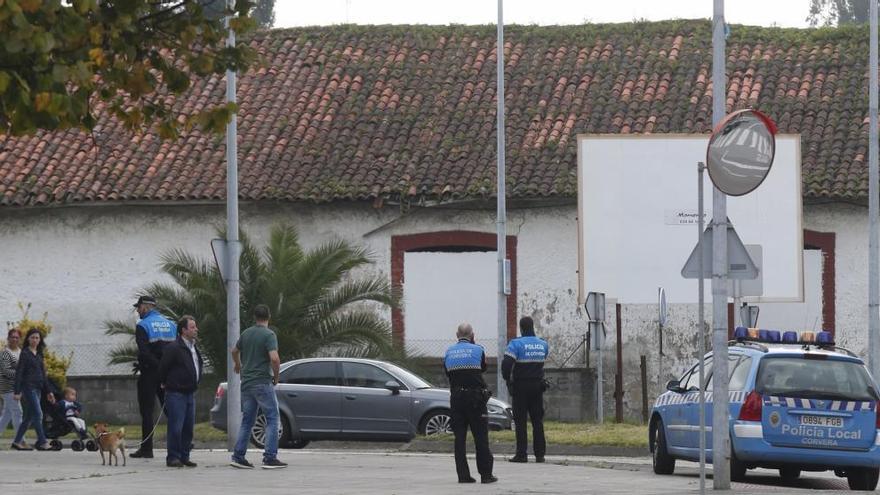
[803,229,836,337]
[390,231,518,345]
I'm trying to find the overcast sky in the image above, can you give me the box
[275,0,814,29]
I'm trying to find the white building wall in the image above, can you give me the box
[0,201,868,421]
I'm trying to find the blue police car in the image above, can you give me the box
[650,328,880,490]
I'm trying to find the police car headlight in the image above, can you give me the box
[487,404,504,415]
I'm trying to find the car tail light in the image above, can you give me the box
[215,384,226,401]
[876,403,880,429]
[738,390,763,422]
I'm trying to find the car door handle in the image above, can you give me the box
[345,395,356,400]
[286,393,298,398]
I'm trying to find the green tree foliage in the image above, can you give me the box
[250,0,274,28]
[808,0,869,26]
[204,0,273,28]
[0,0,258,137]
[105,224,399,375]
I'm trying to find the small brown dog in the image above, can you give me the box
[94,423,126,466]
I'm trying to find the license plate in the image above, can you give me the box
[799,415,843,427]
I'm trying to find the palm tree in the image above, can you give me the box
[105,223,399,374]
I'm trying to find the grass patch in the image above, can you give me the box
[422,421,648,448]
[3,421,649,449]
[0,422,227,442]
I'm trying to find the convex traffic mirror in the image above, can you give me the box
[706,109,777,196]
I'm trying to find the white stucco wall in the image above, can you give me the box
[0,202,585,374]
[0,200,868,421]
[804,203,868,350]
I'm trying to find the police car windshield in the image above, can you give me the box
[755,357,879,401]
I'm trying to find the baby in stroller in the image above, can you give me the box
[42,383,96,451]
[59,387,88,441]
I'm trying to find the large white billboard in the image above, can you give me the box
[577,134,803,304]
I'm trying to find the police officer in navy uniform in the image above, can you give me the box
[443,323,497,484]
[502,316,550,463]
[130,295,177,458]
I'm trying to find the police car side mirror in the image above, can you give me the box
[666,380,683,393]
[385,380,401,395]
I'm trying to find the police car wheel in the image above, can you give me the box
[420,410,453,436]
[846,467,880,491]
[779,467,800,482]
[651,420,675,475]
[730,452,747,481]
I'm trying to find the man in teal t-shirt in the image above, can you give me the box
[230,304,287,470]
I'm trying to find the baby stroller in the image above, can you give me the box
[41,380,97,452]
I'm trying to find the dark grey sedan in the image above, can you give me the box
[210,357,513,448]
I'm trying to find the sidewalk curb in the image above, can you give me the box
[186,439,649,458]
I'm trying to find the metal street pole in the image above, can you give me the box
[869,0,879,378]
[697,161,707,494]
[225,0,242,451]
[711,0,731,489]
[496,0,509,403]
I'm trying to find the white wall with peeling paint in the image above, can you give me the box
[0,201,866,421]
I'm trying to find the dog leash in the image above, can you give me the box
[129,407,166,448]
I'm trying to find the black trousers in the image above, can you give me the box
[512,379,545,458]
[450,391,493,480]
[136,370,165,452]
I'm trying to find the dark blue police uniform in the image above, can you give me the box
[134,309,177,455]
[444,339,494,482]
[501,331,549,461]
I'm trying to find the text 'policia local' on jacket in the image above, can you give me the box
[501,335,549,383]
[444,339,488,390]
[135,309,177,372]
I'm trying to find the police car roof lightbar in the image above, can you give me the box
[733,326,837,347]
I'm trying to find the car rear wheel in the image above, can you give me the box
[250,412,286,449]
[847,467,880,491]
[419,410,453,436]
[730,451,747,481]
[280,415,310,449]
[779,467,801,482]
[651,419,675,475]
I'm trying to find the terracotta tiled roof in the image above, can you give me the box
[0,21,874,206]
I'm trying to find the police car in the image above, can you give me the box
[650,328,880,491]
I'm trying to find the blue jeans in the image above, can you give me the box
[13,388,46,445]
[233,383,279,462]
[165,391,195,462]
[0,391,23,435]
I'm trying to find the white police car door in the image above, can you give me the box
[757,355,876,451]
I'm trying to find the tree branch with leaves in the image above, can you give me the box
[0,0,259,137]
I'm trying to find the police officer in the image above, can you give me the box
[443,323,497,484]
[502,316,549,463]
[130,295,177,458]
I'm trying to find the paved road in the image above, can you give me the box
[0,449,857,494]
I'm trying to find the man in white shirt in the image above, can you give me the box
[158,315,203,468]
